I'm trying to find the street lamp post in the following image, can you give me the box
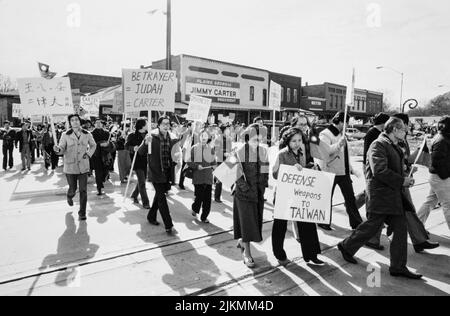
[376,66,404,112]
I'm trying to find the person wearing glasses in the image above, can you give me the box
[338,117,422,280]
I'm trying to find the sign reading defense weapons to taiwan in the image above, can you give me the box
[186,77,240,104]
[274,165,335,224]
[185,95,212,122]
[122,69,177,113]
[12,103,23,118]
[269,80,282,111]
[80,96,100,117]
[17,77,73,116]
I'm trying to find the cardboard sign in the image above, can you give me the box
[80,96,100,117]
[112,91,124,114]
[12,103,23,118]
[17,77,74,115]
[274,165,335,224]
[122,69,177,113]
[269,81,282,111]
[185,95,212,122]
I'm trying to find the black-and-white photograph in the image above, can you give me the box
[0,0,449,300]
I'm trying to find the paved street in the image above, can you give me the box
[0,150,449,296]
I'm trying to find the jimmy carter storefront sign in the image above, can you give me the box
[185,77,240,104]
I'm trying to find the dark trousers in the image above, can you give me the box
[342,212,408,272]
[214,179,222,201]
[66,173,88,216]
[192,184,212,221]
[179,161,187,187]
[94,166,108,192]
[332,175,363,229]
[148,182,174,229]
[2,146,14,169]
[131,168,150,206]
[272,219,321,261]
[44,145,58,169]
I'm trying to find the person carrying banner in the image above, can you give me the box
[125,118,150,209]
[16,121,33,171]
[116,122,132,184]
[92,118,114,196]
[272,127,324,267]
[53,114,97,221]
[234,124,269,269]
[188,129,217,224]
[316,111,363,231]
[1,121,16,170]
[338,117,422,280]
[42,124,59,170]
[418,116,450,231]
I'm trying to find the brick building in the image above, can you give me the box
[269,72,302,122]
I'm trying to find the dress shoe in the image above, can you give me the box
[132,198,139,204]
[243,255,256,268]
[414,241,440,253]
[215,199,223,204]
[148,220,160,226]
[201,219,210,224]
[78,215,87,221]
[143,205,151,210]
[166,227,177,235]
[178,185,186,190]
[278,259,291,267]
[318,224,333,231]
[338,242,358,264]
[306,258,326,266]
[390,270,423,280]
[365,242,385,251]
[67,197,74,207]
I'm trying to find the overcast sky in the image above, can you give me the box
[1,0,449,107]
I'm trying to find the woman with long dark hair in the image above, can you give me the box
[272,127,324,266]
[234,124,269,268]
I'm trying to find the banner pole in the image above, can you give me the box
[48,114,58,145]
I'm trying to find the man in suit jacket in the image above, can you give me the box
[338,117,423,280]
[15,121,33,171]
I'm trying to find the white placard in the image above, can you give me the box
[269,81,282,111]
[122,69,177,113]
[185,95,212,122]
[274,165,335,224]
[17,77,74,116]
[112,91,124,114]
[12,103,23,118]
[80,96,100,117]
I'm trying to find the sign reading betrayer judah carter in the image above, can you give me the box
[122,69,177,113]
[274,165,335,224]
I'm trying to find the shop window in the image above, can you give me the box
[250,86,255,101]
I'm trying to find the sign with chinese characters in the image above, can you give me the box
[122,69,177,113]
[185,95,212,122]
[12,103,23,118]
[80,96,100,117]
[185,77,240,104]
[17,77,73,116]
[274,165,335,224]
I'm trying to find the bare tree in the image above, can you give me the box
[0,74,17,93]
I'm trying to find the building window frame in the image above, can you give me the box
[250,86,255,101]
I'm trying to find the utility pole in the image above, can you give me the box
[166,0,172,70]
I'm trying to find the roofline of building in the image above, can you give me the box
[64,72,121,80]
[270,71,302,81]
[152,54,270,74]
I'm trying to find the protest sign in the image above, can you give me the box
[274,165,335,224]
[185,95,212,122]
[12,103,23,118]
[122,69,177,113]
[80,96,100,117]
[17,77,73,116]
[269,81,282,111]
[112,91,124,114]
